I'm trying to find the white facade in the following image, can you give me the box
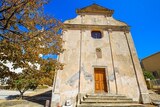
[52,4,150,107]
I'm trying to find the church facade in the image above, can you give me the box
[52,4,150,106]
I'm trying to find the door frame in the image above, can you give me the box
[92,66,109,93]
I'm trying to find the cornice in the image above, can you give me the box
[76,4,114,16]
[63,24,130,32]
[76,10,114,16]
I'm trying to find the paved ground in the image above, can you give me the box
[149,90,160,106]
[0,87,52,107]
[0,88,159,107]
[0,100,43,107]
[0,90,33,100]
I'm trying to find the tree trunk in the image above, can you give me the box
[19,92,24,99]
[18,88,28,100]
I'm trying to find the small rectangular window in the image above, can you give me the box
[91,31,102,39]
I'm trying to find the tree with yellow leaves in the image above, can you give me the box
[0,0,63,99]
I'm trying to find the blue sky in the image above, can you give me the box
[44,0,160,59]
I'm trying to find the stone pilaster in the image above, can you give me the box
[124,32,150,103]
[107,29,118,94]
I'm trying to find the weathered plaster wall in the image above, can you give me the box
[60,30,81,105]
[52,30,81,106]
[80,30,117,94]
[125,32,150,103]
[64,15,127,26]
[52,14,150,106]
[110,31,140,101]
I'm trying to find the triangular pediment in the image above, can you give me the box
[76,4,114,16]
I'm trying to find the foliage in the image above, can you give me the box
[0,63,16,85]
[143,69,155,80]
[7,69,39,99]
[37,85,48,89]
[0,63,10,79]
[39,78,53,86]
[40,59,58,86]
[39,71,55,86]
[0,0,64,99]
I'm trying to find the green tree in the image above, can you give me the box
[8,70,39,99]
[143,69,155,80]
[40,59,61,86]
[0,0,63,99]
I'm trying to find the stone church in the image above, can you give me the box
[52,4,150,107]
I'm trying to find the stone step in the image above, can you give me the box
[77,94,143,107]
[84,97,133,101]
[81,100,137,104]
[86,94,126,98]
[77,103,144,107]
[87,94,126,96]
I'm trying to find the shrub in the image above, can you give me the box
[143,70,155,80]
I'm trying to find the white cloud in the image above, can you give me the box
[2,61,23,73]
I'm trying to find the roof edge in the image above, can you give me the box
[76,4,114,16]
[141,52,160,61]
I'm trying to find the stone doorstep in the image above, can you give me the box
[86,94,126,97]
[86,96,127,98]
[77,103,143,107]
[81,100,137,103]
[84,97,133,100]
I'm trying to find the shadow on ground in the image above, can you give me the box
[24,90,52,106]
[2,90,52,107]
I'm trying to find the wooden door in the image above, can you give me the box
[94,68,107,93]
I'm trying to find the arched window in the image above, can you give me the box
[91,31,102,39]
[96,48,102,58]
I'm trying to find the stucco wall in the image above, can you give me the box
[52,13,150,106]
[110,31,140,101]
[141,52,160,72]
[65,15,127,26]
[79,30,116,94]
